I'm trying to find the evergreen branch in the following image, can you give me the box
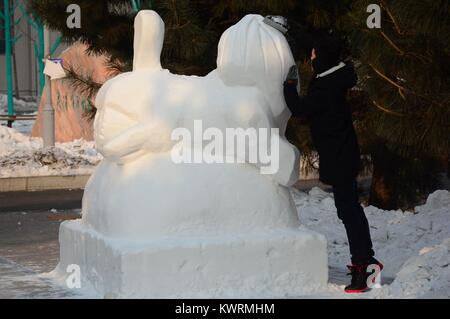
[398,87,406,100]
[215,17,240,26]
[380,31,432,64]
[60,56,126,120]
[168,20,191,30]
[370,61,445,109]
[61,64,103,120]
[380,0,404,35]
[406,51,432,64]
[370,62,443,108]
[171,0,180,26]
[372,100,404,117]
[413,91,445,109]
[380,31,404,55]
[418,114,436,151]
[369,63,408,95]
[105,57,128,76]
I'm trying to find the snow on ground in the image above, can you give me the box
[0,94,38,135]
[292,187,450,298]
[0,94,38,113]
[9,113,37,135]
[0,125,101,177]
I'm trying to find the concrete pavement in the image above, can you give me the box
[0,189,83,213]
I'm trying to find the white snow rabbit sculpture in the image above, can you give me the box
[83,10,301,238]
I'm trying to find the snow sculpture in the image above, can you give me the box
[56,10,327,298]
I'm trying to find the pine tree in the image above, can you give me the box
[342,0,450,209]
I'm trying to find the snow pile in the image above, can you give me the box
[291,187,450,298]
[0,125,32,155]
[383,191,450,298]
[386,238,450,298]
[0,125,101,177]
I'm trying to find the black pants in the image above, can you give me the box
[332,180,374,264]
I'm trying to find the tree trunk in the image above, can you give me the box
[368,144,400,210]
[447,155,450,179]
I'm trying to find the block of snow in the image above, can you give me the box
[57,220,327,298]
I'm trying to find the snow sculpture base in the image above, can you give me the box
[57,220,327,298]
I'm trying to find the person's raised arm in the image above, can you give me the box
[283,65,330,118]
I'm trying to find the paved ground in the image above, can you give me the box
[0,184,324,213]
[0,190,83,212]
[0,178,367,213]
[0,256,81,298]
[0,209,83,298]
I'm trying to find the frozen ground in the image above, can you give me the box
[0,209,85,298]
[0,95,37,135]
[3,113,37,136]
[0,189,449,299]
[0,126,101,178]
[0,94,38,114]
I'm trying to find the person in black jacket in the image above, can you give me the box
[283,35,383,293]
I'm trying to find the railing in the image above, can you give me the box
[0,114,37,127]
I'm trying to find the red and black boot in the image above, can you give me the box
[345,258,384,293]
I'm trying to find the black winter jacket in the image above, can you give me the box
[283,63,360,185]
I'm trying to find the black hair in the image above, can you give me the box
[311,33,345,73]
[313,34,344,65]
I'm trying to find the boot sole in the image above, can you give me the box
[344,287,369,293]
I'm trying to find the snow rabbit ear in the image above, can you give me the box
[133,10,165,71]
